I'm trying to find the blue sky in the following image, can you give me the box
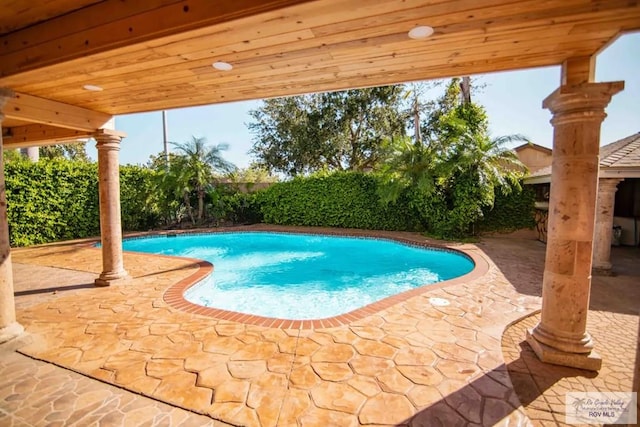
[90,33,639,168]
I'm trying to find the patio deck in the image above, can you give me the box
[1,226,637,426]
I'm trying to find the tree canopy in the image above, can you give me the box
[40,141,90,161]
[378,78,527,237]
[149,136,236,224]
[248,85,407,176]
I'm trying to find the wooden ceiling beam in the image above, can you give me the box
[4,93,113,131]
[0,0,314,78]
[2,124,92,148]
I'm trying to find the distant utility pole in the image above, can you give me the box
[162,110,169,168]
[460,76,471,104]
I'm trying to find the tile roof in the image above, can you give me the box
[599,132,640,167]
[528,132,640,178]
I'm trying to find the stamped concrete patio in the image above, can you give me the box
[1,225,638,426]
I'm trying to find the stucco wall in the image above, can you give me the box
[516,146,553,174]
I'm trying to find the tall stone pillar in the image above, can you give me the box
[94,130,128,286]
[526,81,624,371]
[592,178,623,275]
[0,88,24,343]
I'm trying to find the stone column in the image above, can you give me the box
[94,130,128,286]
[526,82,624,371]
[592,178,623,275]
[0,88,24,343]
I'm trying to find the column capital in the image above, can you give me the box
[94,129,126,150]
[543,82,624,126]
[598,177,623,193]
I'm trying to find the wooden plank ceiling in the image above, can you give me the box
[0,0,639,119]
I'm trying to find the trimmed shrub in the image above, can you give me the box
[477,184,536,233]
[6,159,99,246]
[6,159,158,246]
[120,165,161,231]
[256,172,419,230]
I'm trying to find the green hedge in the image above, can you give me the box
[6,159,99,246]
[120,165,160,231]
[477,184,536,233]
[257,172,420,230]
[5,160,535,247]
[6,159,157,247]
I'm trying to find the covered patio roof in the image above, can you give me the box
[0,0,639,147]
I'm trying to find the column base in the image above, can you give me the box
[592,265,614,276]
[526,329,602,371]
[95,270,129,287]
[0,322,24,344]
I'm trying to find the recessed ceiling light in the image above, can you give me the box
[83,84,103,91]
[408,25,434,40]
[212,61,233,71]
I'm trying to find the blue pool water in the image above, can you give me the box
[123,232,474,319]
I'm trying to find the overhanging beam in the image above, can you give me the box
[4,93,113,132]
[0,0,312,79]
[2,124,92,148]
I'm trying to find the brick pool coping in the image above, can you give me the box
[112,227,491,329]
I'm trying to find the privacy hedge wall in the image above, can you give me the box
[257,172,420,231]
[6,159,99,246]
[477,184,536,233]
[5,161,535,247]
[256,172,535,236]
[6,159,157,247]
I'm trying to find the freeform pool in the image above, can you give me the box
[123,232,474,319]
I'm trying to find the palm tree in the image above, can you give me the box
[171,136,235,222]
[378,93,528,237]
[376,136,437,204]
[445,131,527,201]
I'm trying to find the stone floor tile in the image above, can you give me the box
[310,362,353,382]
[227,360,267,379]
[297,406,359,427]
[394,346,438,366]
[212,379,250,403]
[310,343,355,363]
[146,358,185,378]
[289,364,321,390]
[397,365,444,387]
[229,342,277,361]
[406,384,442,408]
[376,368,414,394]
[277,388,311,426]
[195,363,233,389]
[349,354,395,376]
[352,338,397,359]
[309,382,366,414]
[358,392,414,424]
[346,375,382,398]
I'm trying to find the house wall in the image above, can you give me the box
[515,146,553,173]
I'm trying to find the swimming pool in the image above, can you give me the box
[123,232,474,319]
